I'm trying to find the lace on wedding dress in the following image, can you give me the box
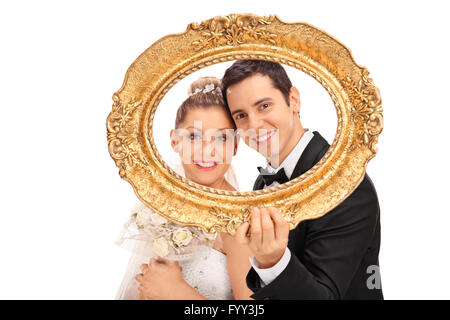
[178,246,234,300]
[115,245,234,300]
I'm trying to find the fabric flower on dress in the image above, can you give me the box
[172,227,193,247]
[115,202,217,261]
[152,237,170,257]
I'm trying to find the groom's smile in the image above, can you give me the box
[226,73,302,166]
[252,129,278,146]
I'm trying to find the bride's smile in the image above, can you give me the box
[194,160,218,170]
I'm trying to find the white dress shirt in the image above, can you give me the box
[248,128,314,287]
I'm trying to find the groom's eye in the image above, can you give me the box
[260,103,270,110]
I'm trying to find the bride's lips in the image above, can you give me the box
[194,160,218,170]
[252,130,277,146]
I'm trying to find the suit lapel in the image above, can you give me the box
[290,131,330,180]
[252,131,330,191]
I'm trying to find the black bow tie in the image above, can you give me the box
[257,166,290,186]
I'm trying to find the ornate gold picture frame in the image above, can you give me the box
[106,14,383,235]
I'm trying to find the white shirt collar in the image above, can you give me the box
[265,128,314,179]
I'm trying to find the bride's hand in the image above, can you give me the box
[135,257,187,300]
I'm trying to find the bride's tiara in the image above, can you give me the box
[188,83,222,97]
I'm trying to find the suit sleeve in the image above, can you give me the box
[246,173,380,299]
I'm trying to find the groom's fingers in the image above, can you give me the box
[268,207,290,243]
[235,221,250,245]
[249,208,262,247]
[260,208,275,247]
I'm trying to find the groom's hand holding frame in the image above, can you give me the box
[236,207,290,269]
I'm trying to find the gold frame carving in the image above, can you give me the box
[106,14,383,235]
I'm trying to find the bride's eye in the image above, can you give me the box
[189,133,202,140]
[215,134,228,142]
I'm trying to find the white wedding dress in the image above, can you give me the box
[115,155,239,300]
[115,245,234,300]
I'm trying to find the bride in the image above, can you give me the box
[115,77,254,300]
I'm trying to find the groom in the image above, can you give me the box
[222,60,383,299]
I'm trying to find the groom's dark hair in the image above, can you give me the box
[221,60,293,106]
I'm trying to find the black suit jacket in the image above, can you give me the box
[247,131,383,299]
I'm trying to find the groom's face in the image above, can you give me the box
[226,73,300,165]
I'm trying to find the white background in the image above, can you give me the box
[0,0,449,299]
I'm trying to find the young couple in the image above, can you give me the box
[117,60,383,300]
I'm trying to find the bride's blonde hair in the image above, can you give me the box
[174,76,235,129]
